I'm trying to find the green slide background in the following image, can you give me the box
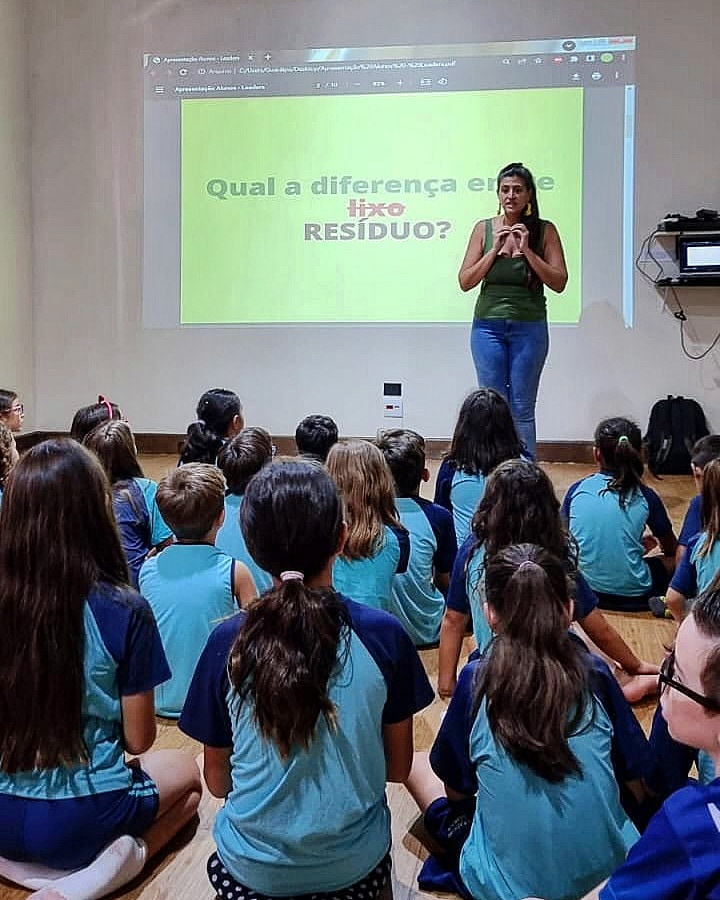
[180,89,583,324]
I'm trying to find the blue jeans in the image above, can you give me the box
[470,318,549,460]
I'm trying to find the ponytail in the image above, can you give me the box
[476,544,590,782]
[234,457,350,757]
[229,580,351,757]
[179,420,226,465]
[594,417,644,508]
[699,459,720,557]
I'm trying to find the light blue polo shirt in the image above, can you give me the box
[332,524,409,611]
[670,531,720,598]
[134,477,173,545]
[432,662,638,900]
[180,597,434,896]
[447,536,599,653]
[216,492,272,593]
[562,472,673,596]
[139,543,236,717]
[434,459,487,546]
[390,496,457,645]
[0,582,169,799]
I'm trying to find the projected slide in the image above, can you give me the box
[143,37,636,327]
[180,90,583,324]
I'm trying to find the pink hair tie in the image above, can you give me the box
[280,570,304,582]
[98,394,114,421]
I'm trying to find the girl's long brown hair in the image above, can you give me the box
[699,458,720,558]
[326,440,403,560]
[0,439,129,773]
[232,459,351,757]
[476,544,590,782]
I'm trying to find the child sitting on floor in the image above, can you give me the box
[376,428,457,645]
[0,439,201,900]
[216,427,274,593]
[83,420,172,587]
[434,388,524,545]
[407,544,639,900]
[326,440,409,611]
[139,463,256,717]
[562,417,677,612]
[180,458,433,900]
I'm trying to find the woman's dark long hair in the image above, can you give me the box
[231,458,351,757]
[447,388,524,475]
[0,439,129,773]
[476,544,589,782]
[471,458,575,565]
[179,388,243,465]
[595,417,644,508]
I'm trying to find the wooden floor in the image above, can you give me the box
[0,459,693,900]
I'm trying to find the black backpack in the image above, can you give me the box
[645,395,709,475]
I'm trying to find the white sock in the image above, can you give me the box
[0,855,79,890]
[0,835,147,900]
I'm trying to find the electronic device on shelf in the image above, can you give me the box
[658,209,720,232]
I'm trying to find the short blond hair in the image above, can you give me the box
[156,463,226,540]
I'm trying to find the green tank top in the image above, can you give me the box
[473,219,547,322]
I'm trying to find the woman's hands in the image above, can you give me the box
[493,223,528,258]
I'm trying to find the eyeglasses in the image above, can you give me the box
[3,403,23,416]
[658,649,720,713]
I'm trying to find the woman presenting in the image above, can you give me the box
[459,162,567,460]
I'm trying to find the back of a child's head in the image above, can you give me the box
[692,434,720,470]
[156,463,226,540]
[217,426,273,495]
[448,388,524,475]
[233,458,351,757]
[473,458,567,560]
[700,459,720,555]
[594,416,643,506]
[376,428,425,497]
[479,543,587,783]
[693,589,720,707]
[0,389,17,416]
[295,414,339,462]
[326,439,400,560]
[179,388,243,465]
[82,419,143,484]
[0,438,128,774]
[0,424,18,488]
[69,395,122,443]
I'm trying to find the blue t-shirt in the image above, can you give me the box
[216,492,272,593]
[332,524,409,611]
[670,531,720,599]
[180,596,434,895]
[601,779,720,899]
[447,535,599,653]
[434,459,487,547]
[112,477,172,588]
[562,472,673,596]
[390,496,457,645]
[139,543,237,717]
[0,582,169,800]
[431,659,639,900]
[679,494,703,547]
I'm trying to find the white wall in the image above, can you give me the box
[27,0,720,439]
[0,0,33,426]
